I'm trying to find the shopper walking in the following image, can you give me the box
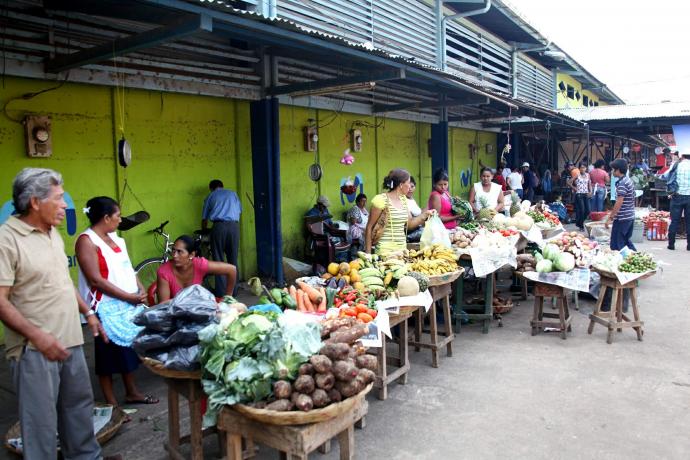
[666,151,690,250]
[589,160,609,212]
[0,168,107,460]
[507,167,524,199]
[571,163,592,231]
[605,159,637,251]
[201,179,241,296]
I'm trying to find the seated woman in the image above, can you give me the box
[365,169,433,256]
[156,235,237,302]
[468,167,505,217]
[346,193,368,255]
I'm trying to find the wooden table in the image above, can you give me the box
[454,255,493,334]
[530,282,573,340]
[588,274,644,344]
[164,377,224,460]
[409,282,455,368]
[375,308,412,400]
[217,398,368,460]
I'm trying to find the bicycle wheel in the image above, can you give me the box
[135,257,164,292]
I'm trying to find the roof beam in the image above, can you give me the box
[45,14,213,73]
[373,95,489,114]
[267,69,405,96]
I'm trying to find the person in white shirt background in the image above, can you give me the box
[507,167,524,199]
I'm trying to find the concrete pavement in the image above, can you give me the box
[1,238,689,459]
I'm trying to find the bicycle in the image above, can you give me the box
[134,220,172,292]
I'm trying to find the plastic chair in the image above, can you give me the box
[305,220,351,267]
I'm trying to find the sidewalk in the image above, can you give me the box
[1,240,689,459]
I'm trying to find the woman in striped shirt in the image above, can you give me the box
[365,169,434,255]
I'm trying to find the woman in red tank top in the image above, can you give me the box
[428,169,459,230]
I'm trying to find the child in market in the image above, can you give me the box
[549,194,570,224]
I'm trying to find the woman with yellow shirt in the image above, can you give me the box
[365,168,434,255]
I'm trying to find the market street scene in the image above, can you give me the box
[0,1,689,459]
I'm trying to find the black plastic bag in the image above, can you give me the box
[132,303,174,332]
[145,349,169,363]
[165,322,205,347]
[169,285,217,323]
[132,330,171,354]
[164,345,200,371]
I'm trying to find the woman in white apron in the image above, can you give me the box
[76,196,158,407]
[346,193,369,256]
[469,167,505,216]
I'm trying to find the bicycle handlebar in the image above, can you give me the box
[151,220,169,234]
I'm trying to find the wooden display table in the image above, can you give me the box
[530,282,573,340]
[588,274,644,344]
[409,282,455,368]
[375,308,412,400]
[217,398,368,460]
[454,256,493,334]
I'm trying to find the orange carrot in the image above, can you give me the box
[297,281,323,305]
[317,287,327,312]
[302,291,315,312]
[296,289,306,312]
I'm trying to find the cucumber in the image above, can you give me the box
[281,292,296,309]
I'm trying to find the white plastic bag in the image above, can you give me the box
[420,215,451,249]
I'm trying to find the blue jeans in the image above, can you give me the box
[590,188,606,212]
[669,194,690,247]
[610,219,636,251]
[514,189,523,199]
[574,193,590,228]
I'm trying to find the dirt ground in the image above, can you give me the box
[1,238,689,460]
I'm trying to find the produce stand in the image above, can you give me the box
[409,270,462,367]
[217,387,370,460]
[530,282,573,340]
[141,358,230,460]
[453,255,494,334]
[374,307,412,400]
[588,269,649,344]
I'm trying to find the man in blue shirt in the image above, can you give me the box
[202,179,241,296]
[605,159,636,251]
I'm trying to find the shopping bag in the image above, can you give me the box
[420,215,451,249]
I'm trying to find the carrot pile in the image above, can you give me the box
[286,281,327,313]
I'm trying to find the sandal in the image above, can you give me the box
[125,395,159,405]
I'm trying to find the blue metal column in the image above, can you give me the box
[431,121,449,174]
[250,98,283,284]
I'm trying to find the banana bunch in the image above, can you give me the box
[406,244,459,275]
[357,266,386,294]
[357,251,380,269]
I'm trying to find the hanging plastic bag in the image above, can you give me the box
[420,215,451,249]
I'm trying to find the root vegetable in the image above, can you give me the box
[295,394,313,412]
[273,380,292,400]
[298,363,315,375]
[320,343,350,361]
[266,399,293,412]
[309,355,333,374]
[315,372,335,390]
[320,317,356,338]
[333,360,359,382]
[357,368,375,384]
[290,392,301,406]
[327,388,342,403]
[355,354,378,371]
[326,323,369,344]
[311,389,330,408]
[335,379,364,398]
[294,374,315,394]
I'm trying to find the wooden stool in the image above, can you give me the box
[588,276,643,344]
[165,377,233,460]
[375,308,412,400]
[530,282,573,340]
[409,282,454,368]
[217,399,368,460]
[453,266,494,334]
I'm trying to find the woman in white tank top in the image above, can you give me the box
[469,167,505,215]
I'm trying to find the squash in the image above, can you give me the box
[327,263,340,276]
[349,259,361,271]
[397,276,420,297]
[349,269,360,283]
[338,262,351,275]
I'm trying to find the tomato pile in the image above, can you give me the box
[333,287,377,323]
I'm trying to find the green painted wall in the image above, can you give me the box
[449,127,498,198]
[277,107,496,260]
[0,77,256,342]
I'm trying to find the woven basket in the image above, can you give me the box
[426,269,464,287]
[141,357,202,380]
[4,405,127,456]
[232,383,373,426]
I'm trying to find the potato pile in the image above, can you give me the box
[451,228,477,249]
[255,317,376,412]
[516,253,537,272]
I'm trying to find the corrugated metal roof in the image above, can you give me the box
[558,102,690,122]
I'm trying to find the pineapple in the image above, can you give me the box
[510,192,521,216]
[478,196,493,221]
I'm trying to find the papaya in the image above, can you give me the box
[338,262,351,275]
[349,269,360,283]
[327,263,340,276]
